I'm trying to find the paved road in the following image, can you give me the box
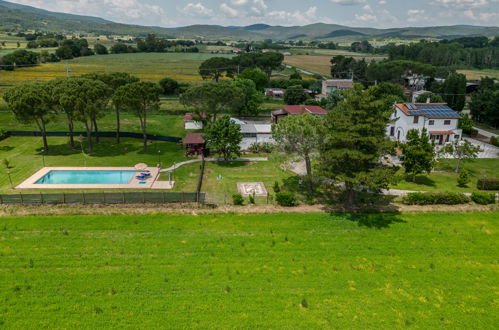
[463,137,499,158]
[160,157,268,172]
[473,126,496,138]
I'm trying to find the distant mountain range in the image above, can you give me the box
[1,0,498,41]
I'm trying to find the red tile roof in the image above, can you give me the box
[183,112,206,122]
[183,133,205,145]
[429,131,455,135]
[282,105,328,115]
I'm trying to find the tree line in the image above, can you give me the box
[3,73,161,153]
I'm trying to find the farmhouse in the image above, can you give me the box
[183,112,205,130]
[265,88,285,99]
[271,105,328,123]
[322,79,354,96]
[387,103,462,145]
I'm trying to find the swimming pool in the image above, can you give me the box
[35,170,137,184]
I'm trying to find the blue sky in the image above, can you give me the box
[7,0,499,28]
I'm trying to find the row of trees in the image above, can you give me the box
[3,73,161,153]
[469,77,499,128]
[198,52,284,82]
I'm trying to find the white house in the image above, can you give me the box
[387,103,462,145]
[239,123,274,151]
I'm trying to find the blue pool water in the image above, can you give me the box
[35,170,137,184]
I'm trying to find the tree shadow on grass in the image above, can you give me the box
[37,141,141,158]
[0,146,14,152]
[405,175,437,187]
[324,194,405,229]
[212,161,247,168]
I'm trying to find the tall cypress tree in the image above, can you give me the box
[318,84,398,205]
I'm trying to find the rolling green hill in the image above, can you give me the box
[0,0,498,41]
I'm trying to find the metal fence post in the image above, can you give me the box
[102,192,106,204]
[62,192,66,204]
[142,191,145,203]
[122,191,125,204]
[82,192,85,204]
[162,192,166,203]
[19,192,23,204]
[40,192,43,204]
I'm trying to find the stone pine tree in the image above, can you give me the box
[4,83,52,153]
[83,72,140,144]
[204,115,242,163]
[318,85,397,205]
[401,128,436,182]
[442,73,466,111]
[272,113,322,194]
[199,57,235,82]
[284,85,308,105]
[113,82,161,152]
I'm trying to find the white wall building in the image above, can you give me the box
[321,79,354,96]
[387,103,462,145]
[239,124,274,151]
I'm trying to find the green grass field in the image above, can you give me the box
[0,212,497,328]
[457,69,499,80]
[394,159,499,193]
[0,52,232,93]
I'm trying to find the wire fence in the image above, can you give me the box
[5,131,181,143]
[0,191,204,205]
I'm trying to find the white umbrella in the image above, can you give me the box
[134,163,148,171]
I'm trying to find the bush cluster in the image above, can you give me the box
[403,192,471,205]
[247,142,274,154]
[477,178,499,190]
[232,194,244,205]
[491,136,499,147]
[0,129,8,141]
[275,192,297,207]
[471,192,496,205]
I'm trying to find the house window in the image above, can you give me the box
[413,116,419,124]
[390,127,395,136]
[444,120,451,125]
[454,134,460,140]
[446,135,450,142]
[428,120,434,125]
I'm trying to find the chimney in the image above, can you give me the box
[426,97,431,104]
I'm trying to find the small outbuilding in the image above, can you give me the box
[184,112,205,130]
[183,133,206,156]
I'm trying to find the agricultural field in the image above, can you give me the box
[457,68,499,80]
[0,212,497,328]
[0,52,233,93]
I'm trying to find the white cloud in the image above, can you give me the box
[407,9,427,23]
[432,0,496,8]
[355,13,378,22]
[363,4,373,12]
[330,0,366,5]
[408,9,425,15]
[220,3,240,17]
[181,3,214,18]
[378,0,387,4]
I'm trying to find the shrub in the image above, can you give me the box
[232,194,244,205]
[457,169,470,187]
[403,192,470,205]
[469,128,479,137]
[471,192,496,205]
[276,192,297,207]
[248,194,255,204]
[273,181,281,193]
[247,142,274,154]
[477,178,499,190]
[491,136,499,147]
[0,129,8,141]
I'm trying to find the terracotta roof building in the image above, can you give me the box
[271,105,328,123]
[322,79,354,96]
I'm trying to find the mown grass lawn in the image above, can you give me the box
[393,159,499,193]
[0,136,185,193]
[0,212,497,328]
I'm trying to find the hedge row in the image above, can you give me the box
[403,192,471,205]
[477,178,499,190]
[471,192,497,205]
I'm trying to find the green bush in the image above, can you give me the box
[457,169,470,187]
[248,142,274,154]
[275,192,297,207]
[403,192,471,205]
[248,194,255,204]
[0,129,8,141]
[491,136,499,147]
[477,178,499,190]
[273,181,281,193]
[471,192,496,205]
[232,194,244,206]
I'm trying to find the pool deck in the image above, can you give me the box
[16,167,163,190]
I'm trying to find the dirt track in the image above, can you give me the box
[0,202,496,217]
